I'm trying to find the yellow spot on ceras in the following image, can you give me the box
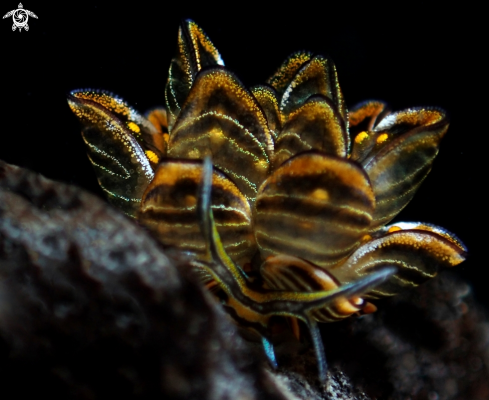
[188,148,201,158]
[145,150,159,164]
[127,122,141,134]
[184,195,197,207]
[209,128,226,147]
[255,159,269,173]
[311,188,329,201]
[354,131,369,144]
[299,221,313,230]
[376,133,389,144]
[388,226,402,233]
[361,234,372,242]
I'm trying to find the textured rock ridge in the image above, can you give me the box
[0,160,288,399]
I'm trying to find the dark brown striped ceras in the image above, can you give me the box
[255,152,375,268]
[139,159,256,265]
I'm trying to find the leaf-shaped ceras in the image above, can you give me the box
[264,52,349,168]
[277,55,347,127]
[165,19,224,130]
[168,68,274,202]
[139,159,256,265]
[352,108,449,229]
[255,152,375,268]
[250,85,282,141]
[67,90,164,217]
[348,100,390,161]
[267,51,314,103]
[331,222,467,298]
[273,96,348,168]
[266,52,345,121]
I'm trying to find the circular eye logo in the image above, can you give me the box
[3,3,37,32]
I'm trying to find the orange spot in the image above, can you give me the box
[354,131,369,144]
[188,148,201,158]
[145,150,159,164]
[184,195,197,207]
[376,133,388,144]
[255,159,269,173]
[362,302,377,314]
[388,226,402,233]
[311,188,329,201]
[127,121,141,134]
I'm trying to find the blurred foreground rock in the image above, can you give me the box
[0,160,487,399]
[0,160,289,400]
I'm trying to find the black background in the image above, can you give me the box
[1,3,485,307]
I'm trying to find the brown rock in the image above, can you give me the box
[0,160,286,400]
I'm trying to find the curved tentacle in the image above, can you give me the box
[197,157,395,381]
[67,91,155,217]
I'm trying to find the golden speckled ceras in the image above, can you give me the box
[68,19,467,382]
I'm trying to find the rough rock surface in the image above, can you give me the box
[0,160,487,399]
[0,160,287,400]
